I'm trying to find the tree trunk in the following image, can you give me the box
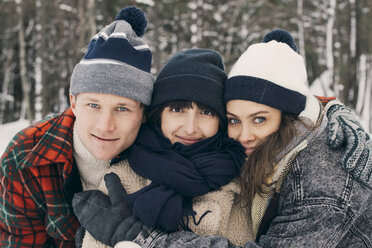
[16,0,33,122]
[150,6,163,74]
[297,0,307,86]
[87,0,96,38]
[224,1,244,65]
[0,49,14,124]
[326,0,336,98]
[195,0,204,46]
[344,0,357,106]
[33,0,50,119]
[355,54,372,133]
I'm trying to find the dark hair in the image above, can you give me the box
[239,113,298,207]
[147,100,223,128]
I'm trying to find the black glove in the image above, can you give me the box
[72,172,146,246]
[326,103,372,186]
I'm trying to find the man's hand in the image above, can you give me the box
[72,173,145,246]
[326,102,372,186]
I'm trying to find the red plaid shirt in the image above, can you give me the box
[0,108,79,247]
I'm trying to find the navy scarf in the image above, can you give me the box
[127,124,245,231]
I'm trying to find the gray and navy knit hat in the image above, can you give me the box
[224,29,310,116]
[70,6,154,106]
[151,49,227,120]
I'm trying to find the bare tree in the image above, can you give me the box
[16,0,33,122]
[0,42,14,124]
[326,0,336,97]
[297,0,306,83]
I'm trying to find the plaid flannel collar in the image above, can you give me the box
[16,108,75,176]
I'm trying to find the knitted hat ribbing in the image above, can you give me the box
[151,49,227,120]
[224,29,308,116]
[70,6,155,106]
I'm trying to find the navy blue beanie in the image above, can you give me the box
[224,29,308,116]
[151,49,227,120]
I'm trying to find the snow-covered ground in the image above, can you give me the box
[0,119,30,155]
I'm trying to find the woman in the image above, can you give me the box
[222,30,371,245]
[76,48,248,247]
[74,31,372,248]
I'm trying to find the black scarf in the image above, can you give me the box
[127,124,245,231]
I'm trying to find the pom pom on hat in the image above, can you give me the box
[262,29,297,52]
[115,6,147,37]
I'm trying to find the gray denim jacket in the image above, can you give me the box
[134,116,372,248]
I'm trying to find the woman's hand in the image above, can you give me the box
[326,102,372,187]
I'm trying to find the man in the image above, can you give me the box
[0,6,154,247]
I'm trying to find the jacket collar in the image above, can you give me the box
[18,108,75,176]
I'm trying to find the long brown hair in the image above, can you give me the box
[239,113,298,207]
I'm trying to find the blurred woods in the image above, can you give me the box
[0,0,371,131]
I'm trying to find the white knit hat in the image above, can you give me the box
[225,29,320,121]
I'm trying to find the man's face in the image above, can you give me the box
[70,92,144,161]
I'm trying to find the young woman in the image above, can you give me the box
[222,30,371,246]
[73,31,372,248]
[75,48,247,247]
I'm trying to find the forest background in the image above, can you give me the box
[0,0,371,135]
